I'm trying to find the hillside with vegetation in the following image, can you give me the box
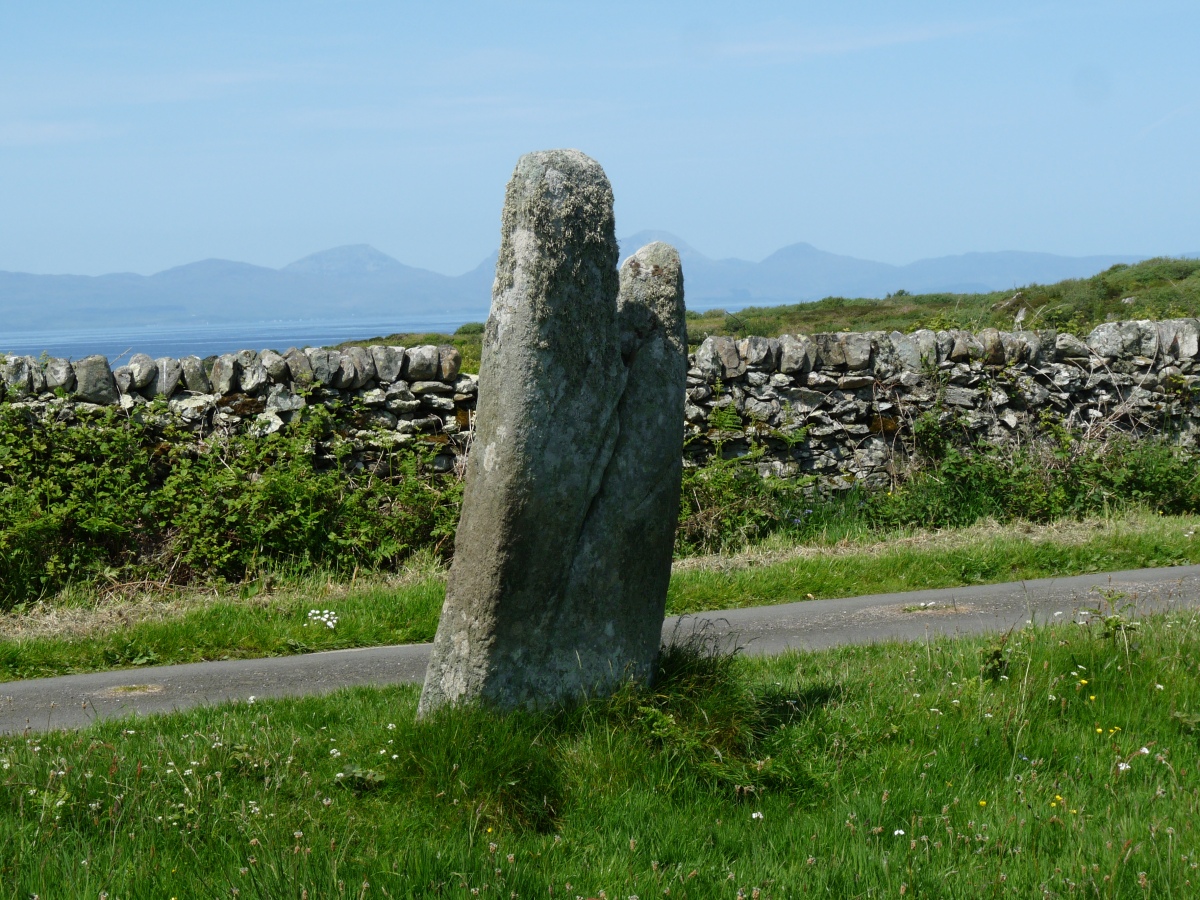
[344,258,1200,364]
[684,255,1200,342]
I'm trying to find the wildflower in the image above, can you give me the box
[1156,684,1165,691]
[752,811,764,820]
[1049,695,1057,701]
[294,831,304,839]
[329,749,341,758]
[979,800,987,808]
[247,696,256,705]
[1118,763,1131,772]
[894,829,905,836]
[387,723,396,730]
[1140,747,1150,755]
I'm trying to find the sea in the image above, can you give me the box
[1,315,480,364]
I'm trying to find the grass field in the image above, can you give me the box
[3,611,1199,897]
[2,510,1198,682]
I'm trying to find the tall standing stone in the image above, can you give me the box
[418,149,632,714]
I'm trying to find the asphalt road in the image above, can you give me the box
[3,563,1198,735]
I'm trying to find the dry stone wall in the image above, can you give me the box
[683,319,1200,489]
[0,344,476,471]
[2,317,1200,485]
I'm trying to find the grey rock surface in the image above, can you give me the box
[404,345,440,381]
[240,360,270,394]
[260,349,289,382]
[553,241,688,687]
[419,149,627,714]
[370,346,405,383]
[304,349,338,386]
[0,356,34,399]
[151,357,183,397]
[44,357,75,392]
[128,353,157,391]
[210,354,241,395]
[438,345,463,381]
[284,348,314,385]
[179,356,211,393]
[73,355,118,404]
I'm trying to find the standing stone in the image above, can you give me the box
[179,356,211,393]
[553,242,688,691]
[419,149,630,714]
[73,355,118,404]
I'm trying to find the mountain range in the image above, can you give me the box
[0,235,1154,332]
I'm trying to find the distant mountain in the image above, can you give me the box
[618,231,1146,306]
[0,238,1149,333]
[0,245,494,332]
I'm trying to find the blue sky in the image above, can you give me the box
[1,1,1198,276]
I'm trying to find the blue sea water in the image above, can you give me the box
[1,315,480,363]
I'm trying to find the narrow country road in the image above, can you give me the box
[3,564,1198,735]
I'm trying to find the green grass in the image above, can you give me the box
[667,512,1200,614]
[3,510,1198,682]
[4,613,1200,897]
[684,255,1200,343]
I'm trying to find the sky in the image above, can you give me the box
[1,1,1198,277]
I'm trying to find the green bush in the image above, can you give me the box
[0,405,462,609]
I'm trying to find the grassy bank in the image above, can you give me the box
[4,613,1199,897]
[3,510,1198,682]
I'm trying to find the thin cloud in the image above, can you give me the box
[716,20,999,63]
[1137,101,1200,139]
